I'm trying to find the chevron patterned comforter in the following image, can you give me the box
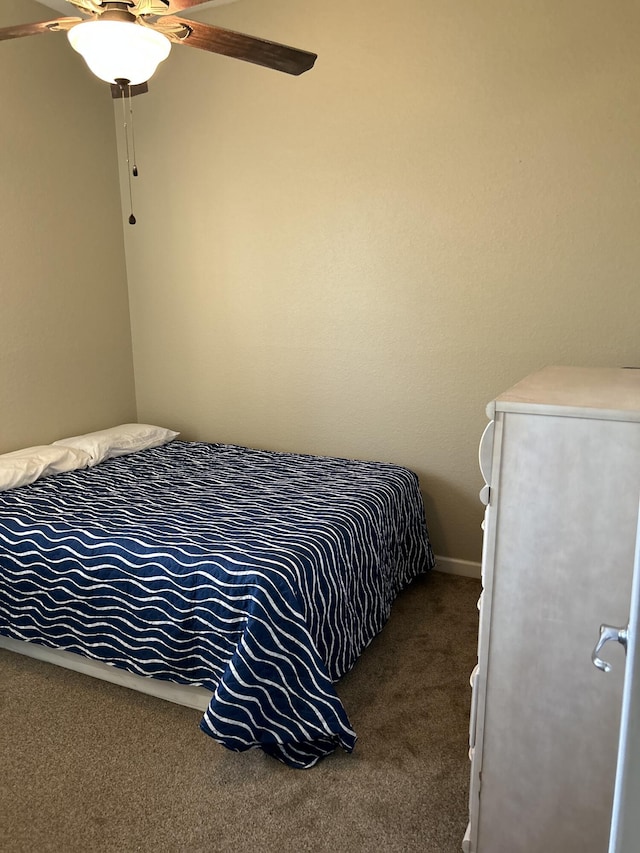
[0,441,433,767]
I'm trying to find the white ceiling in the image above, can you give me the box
[39,1,236,16]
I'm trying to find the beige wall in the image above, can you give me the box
[120,0,640,562]
[0,1,136,453]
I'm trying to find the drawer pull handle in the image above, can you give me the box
[592,623,628,673]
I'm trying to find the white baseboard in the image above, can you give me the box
[433,555,482,580]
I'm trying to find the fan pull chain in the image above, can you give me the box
[117,79,136,225]
[129,87,139,178]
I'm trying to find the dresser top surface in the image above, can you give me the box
[491,366,640,419]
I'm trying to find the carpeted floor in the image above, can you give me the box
[0,570,480,853]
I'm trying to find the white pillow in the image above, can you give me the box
[0,445,91,492]
[52,423,179,467]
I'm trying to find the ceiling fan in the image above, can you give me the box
[2,2,316,225]
[0,1,317,97]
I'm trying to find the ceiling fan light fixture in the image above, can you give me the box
[67,20,171,86]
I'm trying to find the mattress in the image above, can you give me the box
[0,440,434,767]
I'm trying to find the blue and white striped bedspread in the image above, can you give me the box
[0,441,434,767]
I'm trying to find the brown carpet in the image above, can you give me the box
[0,570,480,853]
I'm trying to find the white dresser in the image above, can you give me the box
[464,366,640,853]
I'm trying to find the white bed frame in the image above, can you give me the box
[0,634,213,712]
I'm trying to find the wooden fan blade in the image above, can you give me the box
[0,17,81,42]
[164,16,317,76]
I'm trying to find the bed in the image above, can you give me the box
[0,435,434,768]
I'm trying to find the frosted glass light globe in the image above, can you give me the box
[68,20,171,86]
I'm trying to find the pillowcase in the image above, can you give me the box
[0,445,91,492]
[52,423,179,467]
